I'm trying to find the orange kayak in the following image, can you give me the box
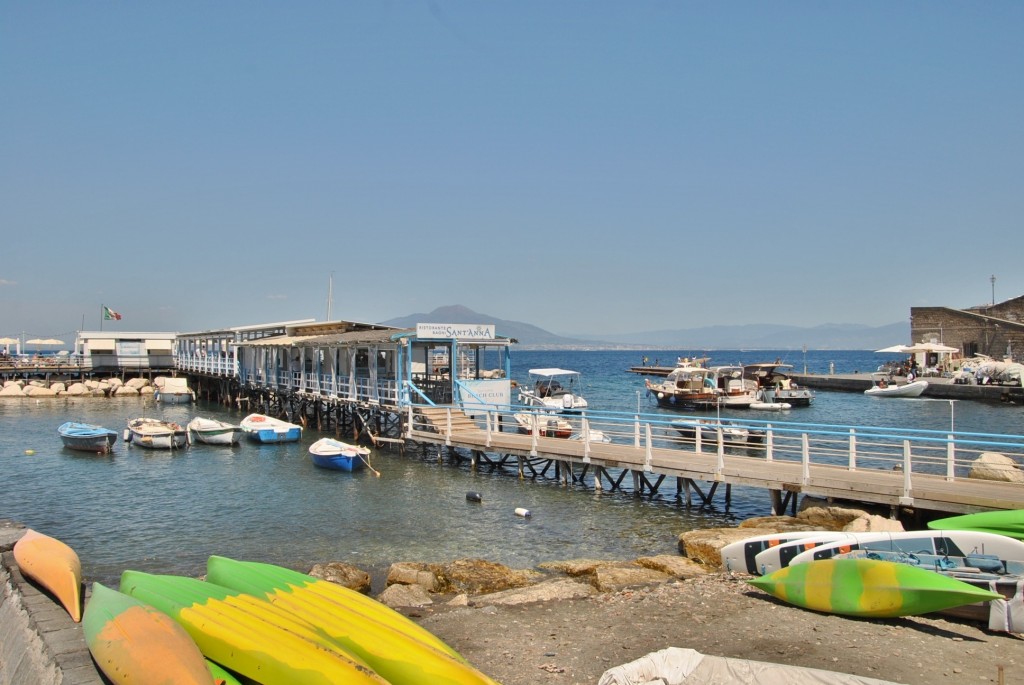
[12,529,83,622]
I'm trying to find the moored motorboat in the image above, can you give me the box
[126,418,187,449]
[670,418,751,445]
[13,529,83,621]
[513,411,573,438]
[710,365,759,408]
[864,376,929,397]
[240,413,302,443]
[309,437,371,472]
[57,421,118,453]
[743,363,814,407]
[187,417,243,446]
[644,362,720,411]
[517,368,589,412]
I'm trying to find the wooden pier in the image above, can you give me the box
[408,405,1024,516]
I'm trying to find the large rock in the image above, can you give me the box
[537,559,621,577]
[114,385,140,396]
[635,554,709,579]
[386,562,442,592]
[376,582,434,608]
[472,578,595,606]
[969,452,1024,484]
[677,527,781,568]
[308,561,371,594]
[843,514,904,532]
[796,504,885,530]
[49,382,66,394]
[432,558,541,594]
[591,564,671,592]
[64,383,89,396]
[0,384,26,396]
[24,386,57,397]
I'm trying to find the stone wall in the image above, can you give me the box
[911,306,1024,361]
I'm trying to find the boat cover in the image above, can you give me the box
[598,647,900,685]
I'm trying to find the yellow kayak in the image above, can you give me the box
[119,570,389,685]
[12,529,82,622]
[207,555,501,685]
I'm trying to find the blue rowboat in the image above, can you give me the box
[309,437,370,472]
[58,422,118,454]
[240,414,302,443]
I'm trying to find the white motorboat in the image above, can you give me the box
[710,365,758,408]
[240,413,303,443]
[864,377,929,398]
[517,368,589,412]
[670,418,753,445]
[187,417,242,446]
[513,411,574,438]
[153,376,195,403]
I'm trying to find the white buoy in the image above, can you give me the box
[515,507,531,518]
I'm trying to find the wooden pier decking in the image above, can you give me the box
[409,406,1024,515]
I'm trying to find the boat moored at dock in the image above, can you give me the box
[240,413,302,443]
[126,418,187,449]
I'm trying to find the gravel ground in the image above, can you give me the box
[413,572,1023,685]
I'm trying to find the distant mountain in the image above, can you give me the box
[379,305,908,350]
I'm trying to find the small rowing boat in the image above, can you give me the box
[187,417,242,446]
[12,529,83,621]
[57,421,118,453]
[126,418,188,449]
[240,413,302,443]
[309,437,371,472]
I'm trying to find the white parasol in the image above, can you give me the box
[903,342,959,353]
[874,345,910,354]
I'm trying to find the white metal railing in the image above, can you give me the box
[407,401,1024,488]
[175,353,238,376]
[237,369,399,405]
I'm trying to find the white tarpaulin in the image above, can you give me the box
[598,647,901,685]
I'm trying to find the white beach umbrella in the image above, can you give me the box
[0,337,19,345]
[875,345,910,353]
[904,342,959,353]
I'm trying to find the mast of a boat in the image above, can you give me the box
[326,272,334,321]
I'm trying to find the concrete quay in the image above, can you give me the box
[0,521,102,685]
[791,372,1024,402]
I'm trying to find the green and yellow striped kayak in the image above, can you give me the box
[205,555,500,685]
[747,558,1002,618]
[928,509,1024,541]
[119,570,389,685]
[82,582,216,685]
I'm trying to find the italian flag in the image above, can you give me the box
[103,306,122,321]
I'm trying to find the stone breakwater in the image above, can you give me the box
[0,377,162,399]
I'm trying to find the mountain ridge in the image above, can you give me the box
[379,305,908,350]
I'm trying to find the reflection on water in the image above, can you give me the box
[2,349,1021,586]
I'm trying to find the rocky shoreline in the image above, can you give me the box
[306,501,1021,684]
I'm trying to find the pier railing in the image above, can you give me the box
[238,369,400,405]
[176,353,238,377]
[407,402,1024,511]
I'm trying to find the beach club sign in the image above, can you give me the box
[416,323,496,341]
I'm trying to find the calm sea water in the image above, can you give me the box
[2,349,1020,587]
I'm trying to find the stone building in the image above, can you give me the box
[911,295,1024,362]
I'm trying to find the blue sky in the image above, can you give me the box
[2,2,1022,342]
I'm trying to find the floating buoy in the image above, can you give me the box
[466,492,483,503]
[24,449,35,456]
[515,507,531,518]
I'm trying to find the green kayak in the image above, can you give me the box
[747,558,1002,618]
[928,509,1024,540]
